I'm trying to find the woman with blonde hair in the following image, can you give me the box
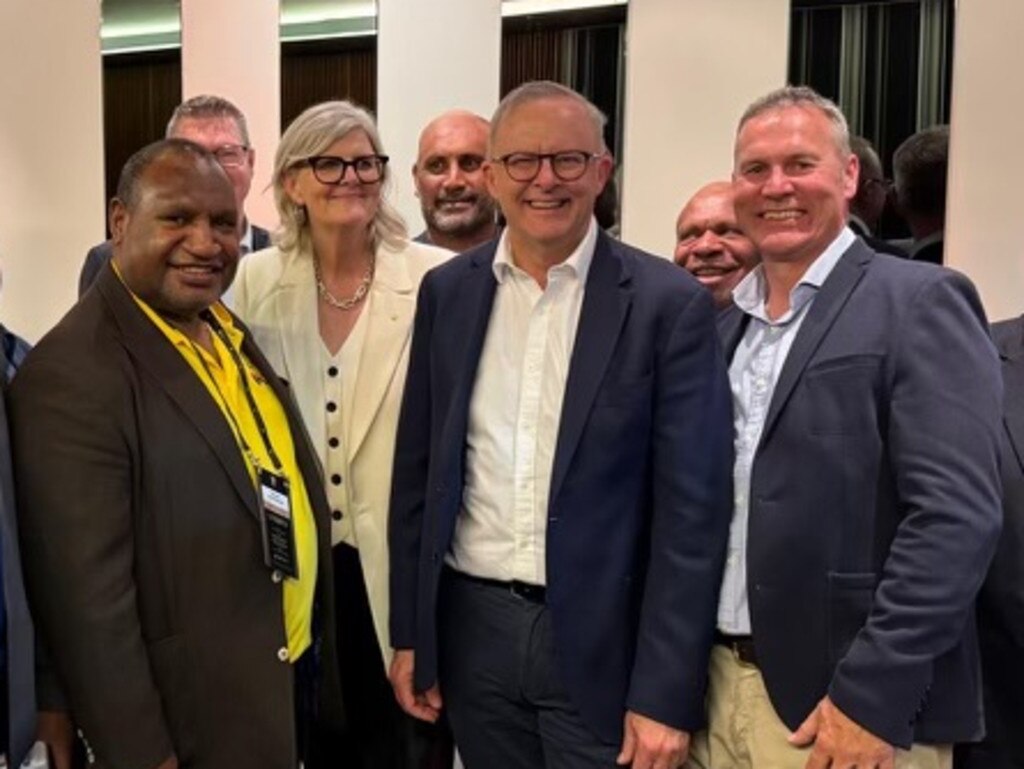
[233,100,451,767]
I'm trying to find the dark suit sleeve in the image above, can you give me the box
[389,276,435,650]
[828,272,1003,744]
[10,350,175,769]
[626,286,734,731]
[78,243,110,298]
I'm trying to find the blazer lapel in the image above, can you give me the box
[549,233,632,502]
[758,242,871,447]
[275,253,328,466]
[97,268,260,518]
[998,321,1024,473]
[348,249,415,461]
[718,303,749,362]
[442,246,499,456]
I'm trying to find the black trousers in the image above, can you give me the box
[438,570,620,769]
[307,543,453,769]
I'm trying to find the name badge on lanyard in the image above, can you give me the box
[259,467,298,578]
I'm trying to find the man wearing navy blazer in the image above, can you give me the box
[0,330,35,768]
[78,95,271,300]
[953,317,1024,769]
[388,81,733,769]
[686,86,1002,769]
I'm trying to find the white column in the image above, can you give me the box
[180,0,281,231]
[377,0,502,233]
[620,0,790,258]
[945,3,1024,322]
[0,0,104,342]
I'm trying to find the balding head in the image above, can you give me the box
[413,109,497,251]
[675,181,759,308]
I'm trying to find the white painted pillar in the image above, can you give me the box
[620,0,790,258]
[377,0,502,233]
[180,0,281,231]
[945,2,1024,322]
[0,0,105,341]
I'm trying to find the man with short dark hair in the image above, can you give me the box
[12,139,341,769]
[893,125,949,265]
[78,95,271,298]
[686,86,1001,769]
[390,80,733,769]
[674,181,759,308]
[412,110,498,253]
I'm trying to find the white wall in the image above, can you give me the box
[181,0,281,232]
[945,2,1024,322]
[376,0,502,234]
[620,0,790,258]
[0,0,105,341]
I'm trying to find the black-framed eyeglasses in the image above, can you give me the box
[492,151,603,182]
[213,143,250,168]
[306,154,389,185]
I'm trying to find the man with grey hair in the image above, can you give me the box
[78,95,271,298]
[893,125,949,265]
[412,109,498,252]
[688,85,1001,769]
[390,80,733,769]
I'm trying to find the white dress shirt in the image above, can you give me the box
[447,218,599,586]
[718,226,855,634]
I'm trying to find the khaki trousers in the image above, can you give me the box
[686,645,952,769]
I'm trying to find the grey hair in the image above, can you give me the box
[893,125,949,219]
[489,80,607,150]
[737,85,851,156]
[166,94,250,145]
[273,100,408,253]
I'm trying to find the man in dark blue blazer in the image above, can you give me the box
[953,317,1024,769]
[388,81,734,769]
[687,85,1002,769]
[0,329,35,768]
[78,95,270,299]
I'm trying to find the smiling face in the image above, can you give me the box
[283,129,382,235]
[485,96,612,265]
[733,104,858,270]
[675,182,759,307]
[111,152,240,325]
[413,112,496,241]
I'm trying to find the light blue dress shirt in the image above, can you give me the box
[717,227,855,634]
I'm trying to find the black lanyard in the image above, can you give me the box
[189,310,284,474]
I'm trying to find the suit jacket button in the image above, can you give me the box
[277,646,289,662]
[271,570,284,584]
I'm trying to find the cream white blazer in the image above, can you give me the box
[232,239,452,668]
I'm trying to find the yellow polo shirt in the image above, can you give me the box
[130,294,317,661]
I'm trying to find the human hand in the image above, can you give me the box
[790,696,896,769]
[616,710,690,769]
[388,649,443,723]
[36,710,74,769]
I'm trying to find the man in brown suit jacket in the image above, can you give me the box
[9,139,342,769]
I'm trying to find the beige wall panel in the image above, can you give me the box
[0,0,105,341]
[620,0,790,258]
[377,0,502,235]
[181,0,281,232]
[946,2,1024,322]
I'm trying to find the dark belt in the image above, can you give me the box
[714,630,758,667]
[447,568,547,604]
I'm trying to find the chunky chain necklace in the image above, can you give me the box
[314,257,374,311]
